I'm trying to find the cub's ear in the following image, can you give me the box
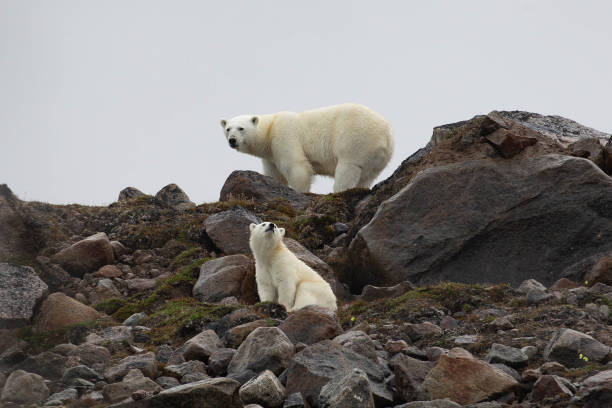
[249,223,256,232]
[251,116,259,126]
[279,227,285,237]
[220,119,227,128]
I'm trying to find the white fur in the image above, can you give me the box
[249,222,337,312]
[221,103,394,193]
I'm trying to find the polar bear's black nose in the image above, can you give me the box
[266,223,276,232]
[229,138,237,148]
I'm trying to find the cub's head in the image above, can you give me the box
[249,221,285,253]
[220,115,259,153]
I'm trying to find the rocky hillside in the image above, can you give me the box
[1,110,611,408]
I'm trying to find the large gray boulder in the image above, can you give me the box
[102,369,161,403]
[155,183,195,210]
[204,206,261,255]
[318,368,375,408]
[0,263,48,328]
[239,370,285,408]
[0,369,49,405]
[349,155,612,289]
[544,328,611,368]
[51,232,115,277]
[220,170,312,210]
[228,327,294,377]
[193,255,256,303]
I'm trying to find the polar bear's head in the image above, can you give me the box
[220,115,259,153]
[249,221,285,253]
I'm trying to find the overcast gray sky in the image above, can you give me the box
[1,1,611,205]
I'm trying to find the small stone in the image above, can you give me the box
[96,264,123,278]
[156,376,180,389]
[532,375,574,402]
[453,335,477,345]
[517,279,547,294]
[279,305,343,345]
[123,312,147,327]
[183,330,223,362]
[485,343,529,368]
[319,368,375,408]
[228,327,295,377]
[526,288,553,305]
[239,370,285,408]
[439,316,458,330]
[404,322,443,342]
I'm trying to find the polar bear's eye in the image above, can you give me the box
[238,127,244,131]
[226,128,230,132]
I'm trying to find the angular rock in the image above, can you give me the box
[156,376,180,389]
[118,187,147,201]
[395,399,461,408]
[419,348,519,405]
[349,155,612,289]
[319,368,374,408]
[404,322,443,342]
[0,263,48,329]
[390,353,434,402]
[224,320,269,349]
[193,255,256,303]
[90,278,122,304]
[155,183,195,210]
[102,369,161,403]
[228,327,294,377]
[485,343,529,368]
[163,360,207,380]
[183,330,223,362]
[279,306,343,345]
[111,241,131,258]
[484,128,537,159]
[33,292,99,332]
[359,281,416,302]
[239,370,285,408]
[205,206,262,255]
[585,255,612,286]
[333,331,378,362]
[126,278,157,292]
[62,365,104,385]
[285,340,392,407]
[104,352,157,382]
[46,388,78,404]
[544,328,611,367]
[39,263,72,293]
[220,170,312,210]
[123,312,148,327]
[517,279,547,294]
[531,375,574,402]
[181,372,211,384]
[0,369,49,405]
[85,325,133,350]
[67,342,111,368]
[208,348,237,377]
[51,232,115,277]
[579,369,612,408]
[526,288,553,305]
[113,377,242,408]
[14,351,68,381]
[283,392,309,408]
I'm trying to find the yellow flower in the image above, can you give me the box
[584,357,589,362]
[350,316,356,322]
[579,353,583,359]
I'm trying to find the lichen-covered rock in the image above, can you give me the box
[228,327,294,377]
[0,263,48,329]
[154,183,195,210]
[33,292,99,332]
[118,187,147,201]
[544,328,611,367]
[51,232,115,277]
[318,368,374,408]
[239,370,285,408]
[0,369,49,405]
[333,331,378,362]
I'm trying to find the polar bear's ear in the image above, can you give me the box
[279,227,285,237]
[249,223,256,232]
[220,119,227,128]
[251,116,259,126]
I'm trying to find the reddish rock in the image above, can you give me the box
[52,232,115,277]
[385,339,410,355]
[585,256,612,286]
[390,353,434,402]
[224,320,269,349]
[96,265,123,278]
[485,128,537,158]
[419,348,519,405]
[279,305,343,345]
[220,170,312,210]
[531,375,574,402]
[33,292,99,332]
[550,277,579,290]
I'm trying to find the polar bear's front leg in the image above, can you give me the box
[256,270,277,303]
[262,159,288,186]
[276,278,297,312]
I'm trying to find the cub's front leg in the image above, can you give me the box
[255,268,277,303]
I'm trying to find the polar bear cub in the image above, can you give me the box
[249,221,337,312]
[221,103,394,193]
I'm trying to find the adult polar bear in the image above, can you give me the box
[249,221,337,312]
[221,103,394,193]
